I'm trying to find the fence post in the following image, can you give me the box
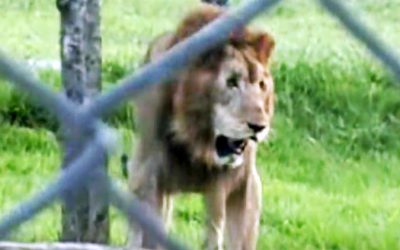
[56,0,109,243]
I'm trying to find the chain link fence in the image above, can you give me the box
[0,0,399,249]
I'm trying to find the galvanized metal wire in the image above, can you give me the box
[319,0,400,82]
[0,0,399,249]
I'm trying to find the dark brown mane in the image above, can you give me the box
[170,3,274,66]
[154,3,275,168]
[173,4,224,44]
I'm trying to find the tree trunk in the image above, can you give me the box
[85,0,102,96]
[57,0,108,243]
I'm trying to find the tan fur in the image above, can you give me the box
[128,4,275,250]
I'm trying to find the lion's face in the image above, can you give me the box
[169,12,275,168]
[212,45,274,167]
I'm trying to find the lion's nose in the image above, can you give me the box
[247,123,265,133]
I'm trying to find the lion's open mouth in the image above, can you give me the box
[215,135,247,157]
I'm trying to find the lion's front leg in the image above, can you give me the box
[204,185,226,250]
[128,171,160,249]
[161,194,174,231]
[226,170,262,250]
[127,151,168,249]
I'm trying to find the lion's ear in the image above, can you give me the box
[230,29,275,64]
[253,32,275,65]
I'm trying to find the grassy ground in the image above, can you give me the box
[1,0,400,249]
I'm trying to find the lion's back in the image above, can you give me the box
[134,32,176,139]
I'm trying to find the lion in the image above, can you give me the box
[127,4,275,250]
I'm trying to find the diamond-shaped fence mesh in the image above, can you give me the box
[0,0,399,249]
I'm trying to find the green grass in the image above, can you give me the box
[1,0,400,249]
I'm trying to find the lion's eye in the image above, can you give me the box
[226,74,239,88]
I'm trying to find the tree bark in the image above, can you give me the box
[57,0,108,243]
[85,0,102,96]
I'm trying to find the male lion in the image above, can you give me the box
[128,4,275,250]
